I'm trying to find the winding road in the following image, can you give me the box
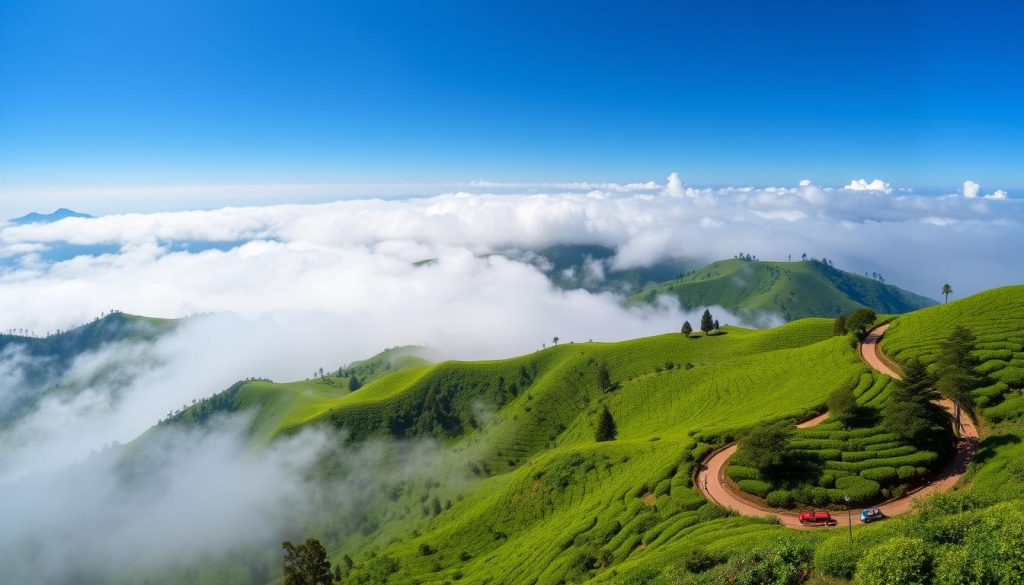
[696,323,980,528]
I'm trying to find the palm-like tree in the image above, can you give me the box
[941,283,953,303]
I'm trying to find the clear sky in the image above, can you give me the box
[1,0,1021,196]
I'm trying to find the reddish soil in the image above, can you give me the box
[695,323,980,529]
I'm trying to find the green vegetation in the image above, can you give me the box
[282,538,333,585]
[117,285,1024,583]
[629,258,935,322]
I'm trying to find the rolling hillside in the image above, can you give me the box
[0,311,177,423]
[60,286,1024,584]
[629,258,936,323]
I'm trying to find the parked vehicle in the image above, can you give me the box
[798,511,835,526]
[860,507,885,523]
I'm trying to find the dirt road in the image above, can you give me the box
[695,323,980,528]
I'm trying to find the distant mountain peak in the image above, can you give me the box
[10,208,93,225]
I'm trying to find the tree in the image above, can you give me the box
[595,406,617,442]
[801,252,807,261]
[827,385,857,427]
[845,308,877,340]
[348,375,362,391]
[713,319,720,331]
[883,359,945,441]
[681,321,693,336]
[553,336,559,346]
[282,538,333,585]
[739,422,792,473]
[941,283,953,303]
[700,309,715,336]
[833,315,848,336]
[934,325,981,432]
[596,363,612,391]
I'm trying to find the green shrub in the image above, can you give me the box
[856,536,929,585]
[765,490,794,509]
[737,479,772,497]
[726,465,760,481]
[834,475,881,503]
[814,524,897,579]
[897,465,919,480]
[860,466,897,485]
[854,537,930,585]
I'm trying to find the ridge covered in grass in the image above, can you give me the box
[629,258,936,322]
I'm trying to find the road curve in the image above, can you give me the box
[695,323,980,528]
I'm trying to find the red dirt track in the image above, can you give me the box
[695,323,980,529]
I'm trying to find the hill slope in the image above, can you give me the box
[78,286,1024,584]
[629,258,936,322]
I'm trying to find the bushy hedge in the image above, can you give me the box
[834,475,881,502]
[726,465,760,482]
[826,451,937,474]
[854,537,930,585]
[765,490,794,509]
[737,479,772,497]
[841,446,916,462]
[897,465,920,480]
[860,466,898,485]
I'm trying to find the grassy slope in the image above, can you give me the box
[629,259,936,322]
[141,286,1024,583]
[882,285,1024,501]
[802,285,1024,582]
[173,319,870,584]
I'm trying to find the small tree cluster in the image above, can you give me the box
[844,308,877,340]
[282,538,334,585]
[739,422,793,474]
[934,325,980,432]
[826,385,857,428]
[595,406,617,442]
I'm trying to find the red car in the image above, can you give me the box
[798,511,836,526]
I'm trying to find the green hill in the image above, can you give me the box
[87,286,1024,584]
[629,258,936,323]
[0,311,177,423]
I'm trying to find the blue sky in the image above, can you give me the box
[1,0,1021,198]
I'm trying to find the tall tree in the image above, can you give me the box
[833,315,848,336]
[739,422,792,474]
[282,538,333,585]
[941,283,953,303]
[883,359,945,441]
[700,309,714,336]
[595,406,617,442]
[348,375,362,391]
[845,308,877,340]
[681,321,693,336]
[596,363,612,391]
[827,385,857,428]
[713,319,720,331]
[934,325,981,432]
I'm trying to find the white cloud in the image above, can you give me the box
[663,172,686,197]
[610,230,675,270]
[985,189,1008,200]
[844,178,892,194]
[963,180,981,198]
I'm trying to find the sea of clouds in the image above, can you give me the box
[0,173,1019,582]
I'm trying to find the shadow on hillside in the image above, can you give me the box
[974,433,1021,466]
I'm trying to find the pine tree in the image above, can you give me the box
[681,321,693,336]
[595,406,617,442]
[348,375,362,391]
[833,315,848,336]
[700,309,714,335]
[282,538,333,585]
[713,319,720,331]
[934,325,981,431]
[597,363,612,391]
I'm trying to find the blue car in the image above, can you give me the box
[860,507,885,523]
